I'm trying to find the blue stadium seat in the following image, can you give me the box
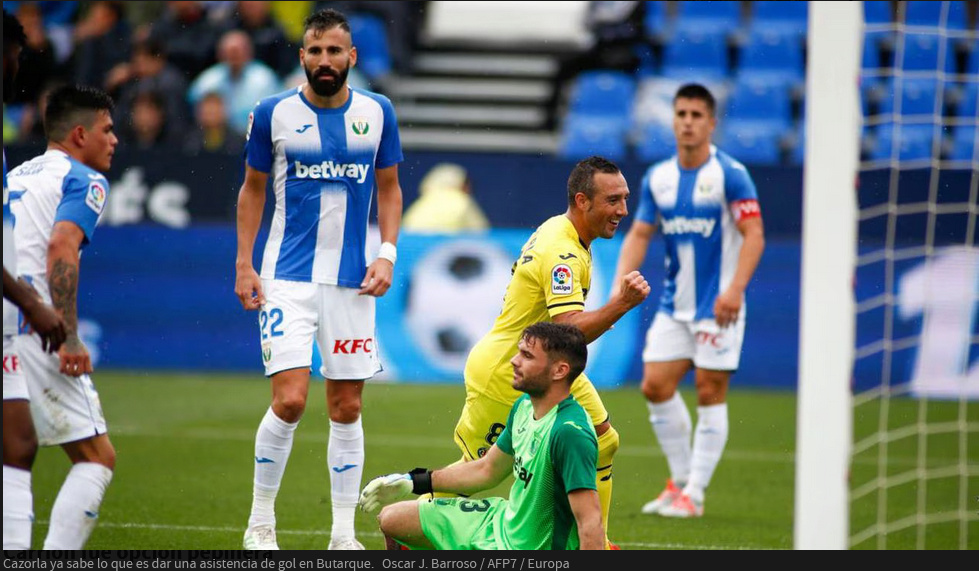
[558,115,629,160]
[957,82,978,117]
[738,29,805,89]
[948,126,976,161]
[871,123,937,161]
[568,70,636,120]
[673,1,742,36]
[634,121,676,162]
[716,121,782,165]
[900,32,957,73]
[725,79,791,131]
[749,1,808,41]
[904,1,967,30]
[662,29,728,82]
[644,1,670,40]
[877,78,943,116]
[863,1,893,26]
[348,13,392,80]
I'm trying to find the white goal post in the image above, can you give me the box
[794,1,863,550]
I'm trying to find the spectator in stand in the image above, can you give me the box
[119,90,182,151]
[106,37,191,141]
[403,163,490,234]
[70,1,131,90]
[9,2,59,105]
[147,1,227,79]
[187,30,282,136]
[184,91,245,155]
[233,1,295,78]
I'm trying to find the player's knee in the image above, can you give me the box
[328,399,362,424]
[641,377,669,403]
[377,505,398,537]
[2,434,38,470]
[273,395,307,422]
[91,441,117,471]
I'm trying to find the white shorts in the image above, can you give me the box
[19,333,107,446]
[3,335,28,401]
[261,279,381,380]
[642,311,746,371]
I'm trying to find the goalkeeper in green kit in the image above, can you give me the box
[359,322,605,550]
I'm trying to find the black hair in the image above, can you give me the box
[522,322,588,384]
[567,155,621,207]
[3,9,27,49]
[44,85,115,141]
[303,8,350,41]
[674,83,716,116]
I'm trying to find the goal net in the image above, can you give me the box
[796,1,977,550]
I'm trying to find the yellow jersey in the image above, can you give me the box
[464,214,592,403]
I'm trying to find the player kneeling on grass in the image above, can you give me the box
[359,322,604,550]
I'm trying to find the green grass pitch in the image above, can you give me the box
[28,372,977,550]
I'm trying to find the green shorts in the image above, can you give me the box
[409,497,507,550]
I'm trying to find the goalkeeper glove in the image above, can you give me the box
[359,468,433,513]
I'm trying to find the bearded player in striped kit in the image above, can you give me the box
[234,8,403,550]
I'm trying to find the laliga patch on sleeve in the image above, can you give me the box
[246,111,255,141]
[551,264,574,296]
[85,181,107,214]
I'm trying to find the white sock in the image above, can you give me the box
[43,463,113,550]
[648,392,692,487]
[328,417,364,540]
[686,403,729,502]
[3,465,33,549]
[249,407,298,529]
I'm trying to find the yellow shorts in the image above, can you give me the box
[453,374,609,461]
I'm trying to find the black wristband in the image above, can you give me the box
[408,467,433,495]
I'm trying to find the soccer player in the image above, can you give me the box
[360,322,605,550]
[451,156,650,547]
[234,8,403,551]
[8,84,119,549]
[612,83,765,518]
[2,8,68,550]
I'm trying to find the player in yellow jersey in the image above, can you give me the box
[452,156,651,546]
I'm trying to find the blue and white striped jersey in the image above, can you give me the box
[636,146,761,322]
[3,150,17,335]
[8,150,110,308]
[245,86,403,287]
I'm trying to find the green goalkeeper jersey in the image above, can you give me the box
[495,394,598,550]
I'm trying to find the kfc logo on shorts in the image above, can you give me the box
[696,331,723,348]
[333,338,374,354]
[2,354,19,374]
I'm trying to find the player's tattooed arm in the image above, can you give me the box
[48,258,79,344]
[48,221,92,375]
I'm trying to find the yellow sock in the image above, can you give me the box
[596,426,620,548]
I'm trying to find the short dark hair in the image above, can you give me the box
[3,9,26,50]
[303,8,350,41]
[567,155,621,207]
[674,83,716,116]
[522,322,588,384]
[44,85,115,142]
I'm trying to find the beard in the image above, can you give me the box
[305,63,350,97]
